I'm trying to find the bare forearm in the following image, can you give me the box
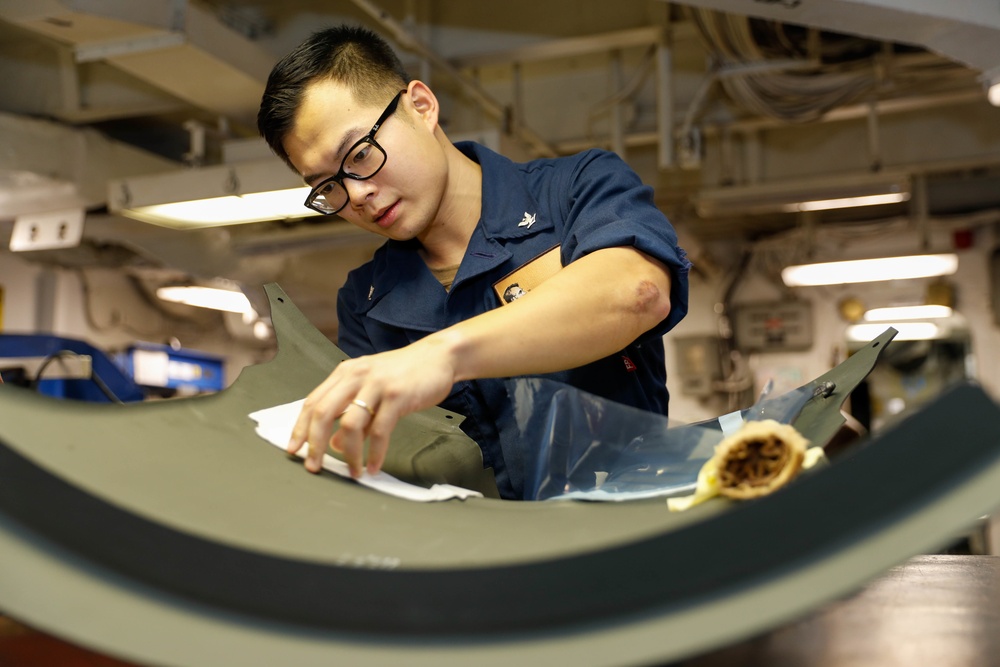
[425,246,673,382]
[287,246,673,478]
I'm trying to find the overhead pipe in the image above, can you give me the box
[656,36,675,169]
[555,86,986,156]
[609,49,626,159]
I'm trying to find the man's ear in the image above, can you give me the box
[406,80,440,132]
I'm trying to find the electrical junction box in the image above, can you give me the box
[674,335,723,398]
[733,300,814,352]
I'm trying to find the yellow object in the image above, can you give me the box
[668,420,825,512]
[666,457,722,512]
[838,296,865,323]
[0,285,4,331]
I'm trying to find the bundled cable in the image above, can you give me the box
[686,7,964,123]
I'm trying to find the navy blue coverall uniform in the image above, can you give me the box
[337,141,692,499]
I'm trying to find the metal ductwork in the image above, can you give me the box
[1,0,998,153]
[0,111,175,217]
[0,0,274,129]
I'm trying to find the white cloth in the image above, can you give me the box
[249,399,482,502]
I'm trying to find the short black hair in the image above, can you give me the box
[257,25,410,171]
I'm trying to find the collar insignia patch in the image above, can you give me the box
[517,212,536,229]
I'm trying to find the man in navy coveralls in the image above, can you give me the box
[258,26,691,499]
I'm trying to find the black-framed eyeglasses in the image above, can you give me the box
[304,89,407,215]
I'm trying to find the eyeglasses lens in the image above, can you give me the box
[310,140,387,214]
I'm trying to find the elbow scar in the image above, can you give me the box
[633,280,669,317]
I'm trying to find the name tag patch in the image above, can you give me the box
[493,246,562,305]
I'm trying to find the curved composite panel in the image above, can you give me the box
[1,284,1000,666]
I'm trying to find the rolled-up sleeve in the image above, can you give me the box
[556,149,691,336]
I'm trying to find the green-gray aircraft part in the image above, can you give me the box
[791,327,897,449]
[1,284,999,667]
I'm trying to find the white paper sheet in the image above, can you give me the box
[248,399,482,502]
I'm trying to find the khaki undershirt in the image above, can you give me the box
[429,264,460,292]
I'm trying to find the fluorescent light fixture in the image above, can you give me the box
[124,187,317,227]
[989,81,1000,107]
[108,158,323,229]
[782,254,958,287]
[864,304,953,321]
[847,322,940,342]
[790,192,910,212]
[981,66,1000,107]
[156,286,255,314]
[695,172,910,218]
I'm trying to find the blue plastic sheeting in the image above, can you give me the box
[513,378,816,501]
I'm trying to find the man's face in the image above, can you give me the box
[282,79,445,241]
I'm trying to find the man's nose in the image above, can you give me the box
[344,178,377,208]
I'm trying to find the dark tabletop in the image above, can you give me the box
[677,554,1000,667]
